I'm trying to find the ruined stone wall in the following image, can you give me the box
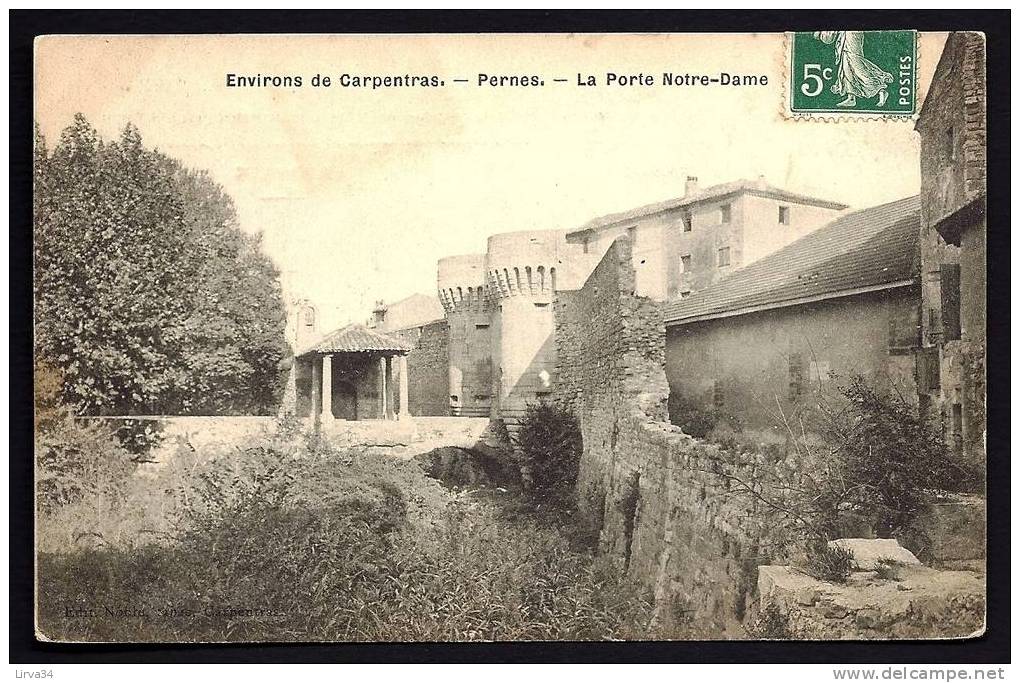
[389,320,450,417]
[554,236,803,635]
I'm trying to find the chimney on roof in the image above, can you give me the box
[370,299,387,328]
[685,176,699,197]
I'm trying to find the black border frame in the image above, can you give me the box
[9,9,1011,665]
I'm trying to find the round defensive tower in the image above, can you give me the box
[484,230,568,429]
[437,254,494,417]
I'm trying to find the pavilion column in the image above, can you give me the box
[378,356,388,419]
[397,355,410,420]
[321,354,333,420]
[385,356,395,420]
[311,356,322,428]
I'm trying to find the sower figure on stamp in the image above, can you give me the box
[814,31,894,107]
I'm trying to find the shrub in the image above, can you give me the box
[667,393,717,439]
[831,375,980,535]
[515,403,582,508]
[35,413,135,515]
[803,540,854,584]
[714,375,978,568]
[874,558,904,581]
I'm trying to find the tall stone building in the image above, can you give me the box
[915,32,987,464]
[566,176,847,300]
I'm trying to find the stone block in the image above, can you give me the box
[829,538,922,570]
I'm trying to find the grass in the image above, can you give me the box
[36,427,656,642]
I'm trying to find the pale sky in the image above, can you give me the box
[35,32,948,332]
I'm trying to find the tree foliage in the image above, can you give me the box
[34,115,289,415]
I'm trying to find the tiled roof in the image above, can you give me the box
[299,323,411,356]
[664,196,921,325]
[568,178,849,236]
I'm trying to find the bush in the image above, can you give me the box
[713,374,978,569]
[874,558,904,582]
[803,540,854,584]
[832,375,980,535]
[667,393,718,439]
[514,403,583,508]
[35,413,135,515]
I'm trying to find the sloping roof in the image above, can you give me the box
[568,178,849,237]
[664,196,922,325]
[299,323,411,356]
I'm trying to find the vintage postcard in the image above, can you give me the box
[32,29,987,644]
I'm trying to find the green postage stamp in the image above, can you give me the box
[788,30,917,116]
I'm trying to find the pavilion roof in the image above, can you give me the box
[298,323,411,356]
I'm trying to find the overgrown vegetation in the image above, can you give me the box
[36,416,656,642]
[710,375,978,581]
[874,558,905,582]
[34,361,135,518]
[667,393,718,439]
[514,403,583,509]
[804,541,854,584]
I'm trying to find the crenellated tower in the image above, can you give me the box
[435,230,602,427]
[438,254,494,417]
[483,230,574,429]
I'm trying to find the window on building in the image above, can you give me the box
[679,254,692,274]
[680,290,692,299]
[940,263,962,341]
[888,303,921,355]
[534,302,549,308]
[808,360,831,383]
[712,380,725,408]
[915,346,940,392]
[951,403,964,453]
[779,205,790,225]
[928,307,941,343]
[717,247,731,267]
[475,323,490,329]
[301,306,315,327]
[719,204,731,223]
[788,353,804,400]
[945,127,955,162]
[627,226,637,244]
[582,238,590,254]
[681,210,693,232]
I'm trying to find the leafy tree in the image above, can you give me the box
[34,115,288,415]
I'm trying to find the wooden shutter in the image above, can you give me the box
[941,264,962,341]
[915,346,940,392]
[788,353,804,401]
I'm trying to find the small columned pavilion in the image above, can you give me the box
[295,323,412,423]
